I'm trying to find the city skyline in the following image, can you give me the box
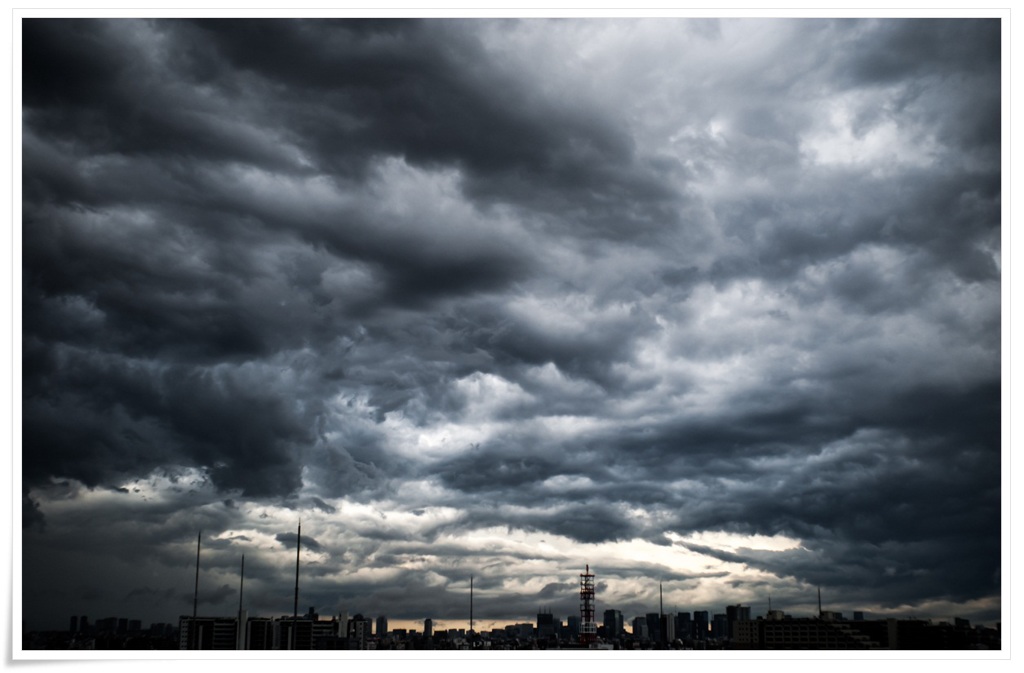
[20,16,1002,637]
[51,549,997,638]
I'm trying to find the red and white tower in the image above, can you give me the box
[579,564,596,645]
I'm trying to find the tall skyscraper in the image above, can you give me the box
[662,612,676,643]
[376,615,388,638]
[646,612,661,643]
[694,610,709,640]
[603,609,623,638]
[676,611,692,640]
[537,610,555,639]
[726,604,751,640]
[712,613,729,639]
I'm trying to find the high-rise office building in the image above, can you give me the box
[726,604,751,640]
[694,611,710,640]
[376,615,388,638]
[676,611,692,640]
[537,610,556,639]
[347,614,372,648]
[662,612,676,643]
[646,612,661,643]
[603,609,623,638]
[712,613,729,639]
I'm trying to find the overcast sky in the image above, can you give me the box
[20,17,1001,634]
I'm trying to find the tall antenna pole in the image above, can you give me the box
[192,530,201,650]
[659,581,664,644]
[238,554,245,615]
[237,553,245,647]
[193,531,201,619]
[818,586,822,618]
[292,522,301,649]
[579,564,596,645]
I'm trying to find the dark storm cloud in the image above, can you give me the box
[22,345,315,496]
[276,532,322,552]
[178,18,682,239]
[836,19,999,87]
[21,17,1000,631]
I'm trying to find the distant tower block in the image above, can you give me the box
[579,564,597,645]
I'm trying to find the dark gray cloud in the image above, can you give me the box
[276,532,322,552]
[21,17,1000,633]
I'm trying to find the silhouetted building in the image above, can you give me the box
[661,612,676,643]
[179,616,239,650]
[712,613,729,640]
[645,613,660,643]
[726,604,750,639]
[376,616,388,639]
[676,611,692,640]
[603,609,623,638]
[693,611,709,640]
[728,616,999,650]
[246,618,275,650]
[278,619,314,650]
[347,614,372,649]
[424,619,433,639]
[537,610,556,640]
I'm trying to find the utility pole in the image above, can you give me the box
[292,522,301,649]
[191,531,201,650]
[237,554,245,650]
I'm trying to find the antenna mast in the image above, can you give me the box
[579,564,596,645]
[190,530,201,650]
[238,554,245,616]
[238,554,245,650]
[292,522,301,649]
[193,531,201,619]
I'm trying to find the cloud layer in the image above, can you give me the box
[22,18,1000,631]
